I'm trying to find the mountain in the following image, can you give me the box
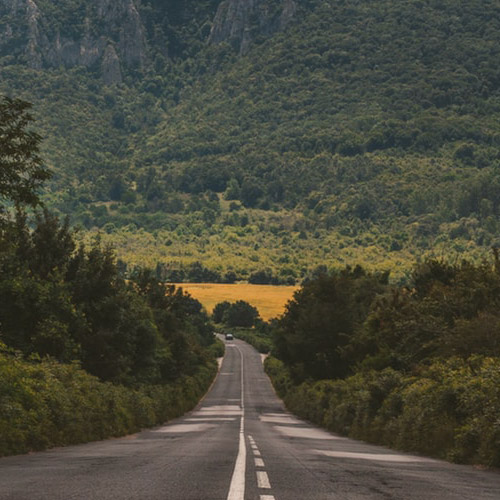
[1,0,499,282]
[0,0,295,78]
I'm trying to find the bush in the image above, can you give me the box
[0,345,217,457]
[264,355,500,467]
[207,338,225,358]
[230,327,272,353]
[213,300,260,328]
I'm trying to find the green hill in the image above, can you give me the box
[2,0,500,281]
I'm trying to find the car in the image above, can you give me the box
[225,333,233,341]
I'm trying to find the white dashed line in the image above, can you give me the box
[248,436,275,497]
[256,471,271,489]
[226,345,246,500]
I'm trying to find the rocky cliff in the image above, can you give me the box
[208,0,296,54]
[0,0,147,84]
[0,0,296,82]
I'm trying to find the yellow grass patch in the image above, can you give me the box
[173,283,299,321]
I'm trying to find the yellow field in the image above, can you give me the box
[173,283,300,321]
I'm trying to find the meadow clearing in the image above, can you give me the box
[173,283,299,321]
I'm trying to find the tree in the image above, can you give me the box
[274,266,388,382]
[249,268,279,285]
[0,211,83,361]
[223,300,260,328]
[0,97,50,218]
[212,301,231,323]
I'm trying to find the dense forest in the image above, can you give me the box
[1,0,500,281]
[0,96,222,456]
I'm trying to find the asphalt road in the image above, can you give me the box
[1,339,500,500]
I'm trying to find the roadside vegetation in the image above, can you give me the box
[0,343,216,456]
[0,97,221,456]
[207,259,500,467]
[265,259,500,467]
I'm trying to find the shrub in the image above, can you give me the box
[264,355,500,466]
[0,346,217,457]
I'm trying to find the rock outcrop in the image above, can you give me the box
[208,0,296,54]
[101,44,122,85]
[0,0,146,83]
[0,0,297,82]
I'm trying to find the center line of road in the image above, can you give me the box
[227,345,246,500]
[257,471,271,489]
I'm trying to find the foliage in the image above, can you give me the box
[273,266,388,381]
[212,301,231,323]
[0,209,217,386]
[207,337,225,358]
[0,97,50,221]
[0,343,216,457]
[2,0,500,278]
[0,90,221,456]
[228,327,273,354]
[3,0,500,465]
[266,256,500,466]
[265,355,500,467]
[212,299,260,328]
[357,256,500,372]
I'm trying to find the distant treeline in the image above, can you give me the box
[130,261,297,285]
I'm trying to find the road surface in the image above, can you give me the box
[1,339,500,499]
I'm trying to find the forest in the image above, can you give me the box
[1,0,500,281]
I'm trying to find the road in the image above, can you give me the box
[1,339,500,499]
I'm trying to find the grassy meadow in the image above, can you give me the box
[173,283,299,321]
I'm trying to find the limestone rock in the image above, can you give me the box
[102,44,122,85]
[209,0,296,54]
[0,0,147,81]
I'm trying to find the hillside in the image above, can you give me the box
[1,0,500,281]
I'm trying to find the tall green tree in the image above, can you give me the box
[223,300,260,328]
[274,266,388,382]
[0,97,50,220]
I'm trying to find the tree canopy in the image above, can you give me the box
[0,97,50,218]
